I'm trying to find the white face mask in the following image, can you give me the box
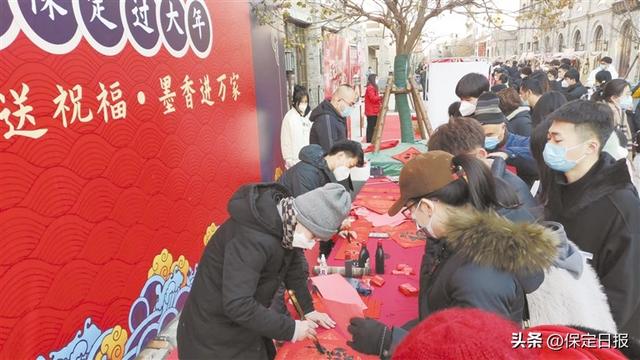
[561,80,569,88]
[298,103,308,114]
[412,200,438,239]
[292,232,316,250]
[333,165,351,181]
[459,100,476,116]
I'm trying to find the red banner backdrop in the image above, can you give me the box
[322,33,364,99]
[0,1,261,358]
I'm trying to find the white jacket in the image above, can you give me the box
[528,224,617,333]
[586,66,619,87]
[280,108,311,169]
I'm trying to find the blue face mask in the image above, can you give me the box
[484,136,500,150]
[543,142,586,173]
[341,106,353,117]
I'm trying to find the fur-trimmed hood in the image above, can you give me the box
[444,209,559,274]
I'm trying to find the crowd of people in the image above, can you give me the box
[175,56,640,359]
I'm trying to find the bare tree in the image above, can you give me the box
[516,0,575,33]
[252,0,502,143]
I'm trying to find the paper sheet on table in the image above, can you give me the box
[310,273,367,310]
[352,180,400,215]
[354,207,406,227]
[378,221,427,249]
[320,298,364,339]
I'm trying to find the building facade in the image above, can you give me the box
[515,0,639,82]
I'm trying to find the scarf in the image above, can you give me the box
[279,197,297,249]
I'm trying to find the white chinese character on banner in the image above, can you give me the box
[53,84,93,128]
[166,0,184,34]
[53,85,71,127]
[192,8,204,39]
[97,81,127,122]
[181,75,195,109]
[200,75,214,106]
[159,75,177,114]
[0,84,48,140]
[132,0,153,34]
[68,85,94,124]
[32,0,68,21]
[90,0,117,30]
[230,73,241,101]
[216,74,227,102]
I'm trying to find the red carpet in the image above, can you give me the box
[381,114,401,140]
[378,114,423,141]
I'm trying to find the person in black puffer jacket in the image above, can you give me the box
[177,183,351,359]
[278,141,364,198]
[544,100,640,339]
[309,85,357,152]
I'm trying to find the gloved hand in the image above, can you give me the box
[305,311,336,329]
[291,320,318,342]
[347,317,392,356]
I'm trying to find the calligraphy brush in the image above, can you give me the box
[287,289,326,354]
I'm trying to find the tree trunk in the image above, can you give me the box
[394,54,414,143]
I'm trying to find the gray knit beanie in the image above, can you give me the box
[474,92,506,125]
[292,183,351,240]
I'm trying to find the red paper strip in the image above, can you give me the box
[391,147,422,164]
[378,221,427,249]
[362,298,382,319]
[399,283,419,296]
[320,298,364,339]
[364,139,399,153]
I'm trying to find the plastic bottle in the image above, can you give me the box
[375,241,385,274]
[319,254,328,275]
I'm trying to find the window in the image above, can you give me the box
[594,26,604,51]
[527,42,531,51]
[519,43,524,52]
[558,34,564,52]
[573,30,582,51]
[532,37,539,52]
[285,21,309,89]
[619,20,634,77]
[544,36,550,52]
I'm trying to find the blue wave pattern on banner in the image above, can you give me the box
[36,260,196,360]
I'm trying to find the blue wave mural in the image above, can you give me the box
[37,254,196,360]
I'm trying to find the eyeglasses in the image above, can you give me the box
[341,98,357,107]
[401,200,418,219]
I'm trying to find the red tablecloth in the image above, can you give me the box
[325,226,421,327]
[278,178,423,360]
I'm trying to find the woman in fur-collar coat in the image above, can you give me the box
[346,151,559,358]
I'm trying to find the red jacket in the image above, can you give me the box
[364,84,382,116]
